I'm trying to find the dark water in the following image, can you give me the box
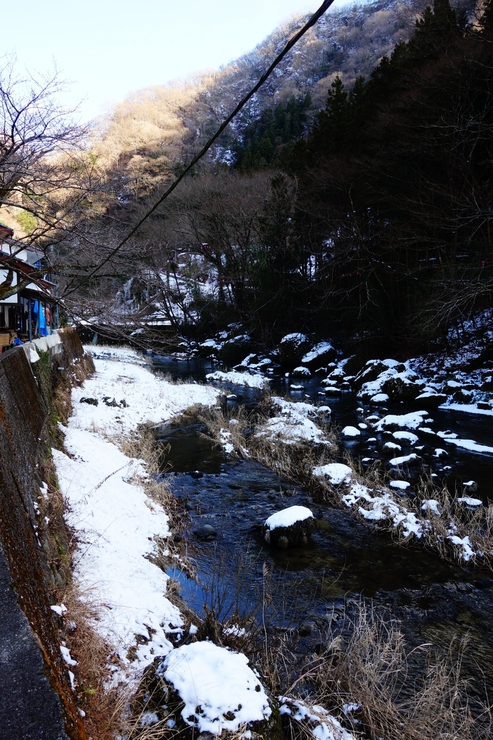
[152,351,493,502]
[152,353,493,705]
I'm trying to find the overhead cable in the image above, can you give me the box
[63,0,334,297]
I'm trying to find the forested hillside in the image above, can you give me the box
[58,0,491,361]
[91,0,448,196]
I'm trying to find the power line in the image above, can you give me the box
[63,0,334,298]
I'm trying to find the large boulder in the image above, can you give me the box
[413,391,447,408]
[382,372,425,402]
[277,333,311,369]
[197,338,222,358]
[219,334,255,366]
[353,359,403,391]
[301,341,337,370]
[355,360,425,403]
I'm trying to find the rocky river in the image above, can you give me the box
[149,343,493,720]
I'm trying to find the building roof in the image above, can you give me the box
[0,222,14,239]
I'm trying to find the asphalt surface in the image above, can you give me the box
[0,539,69,740]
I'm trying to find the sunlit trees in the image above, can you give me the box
[0,57,100,298]
[90,83,202,199]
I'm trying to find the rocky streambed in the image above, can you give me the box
[154,413,493,719]
[147,325,493,729]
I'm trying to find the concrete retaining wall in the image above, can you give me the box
[0,328,87,739]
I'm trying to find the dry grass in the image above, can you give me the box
[199,398,337,491]
[61,585,124,740]
[303,601,488,740]
[404,477,493,566]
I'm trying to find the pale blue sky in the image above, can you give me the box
[4,0,354,122]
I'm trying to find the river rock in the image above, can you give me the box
[341,425,361,438]
[292,365,311,377]
[277,333,311,369]
[197,338,222,358]
[263,505,316,548]
[382,373,424,402]
[442,379,462,395]
[413,391,447,408]
[194,524,217,541]
[477,400,492,410]
[353,359,404,391]
[481,374,493,390]
[453,388,474,403]
[301,341,337,370]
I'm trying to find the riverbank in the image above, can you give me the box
[53,344,493,739]
[51,349,219,705]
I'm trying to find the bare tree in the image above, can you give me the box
[0,56,97,299]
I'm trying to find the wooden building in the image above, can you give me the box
[0,222,58,349]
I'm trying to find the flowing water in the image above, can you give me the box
[152,353,493,704]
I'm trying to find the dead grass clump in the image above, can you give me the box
[118,424,163,471]
[304,601,486,740]
[61,584,123,740]
[199,403,252,456]
[411,480,493,565]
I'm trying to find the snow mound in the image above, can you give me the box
[206,370,269,388]
[158,642,271,735]
[313,463,352,485]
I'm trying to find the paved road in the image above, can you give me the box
[0,540,69,740]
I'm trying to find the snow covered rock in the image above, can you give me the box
[292,365,312,377]
[353,358,425,402]
[458,496,482,508]
[263,506,316,548]
[382,441,402,455]
[198,338,223,358]
[374,410,430,432]
[414,391,447,408]
[370,392,389,404]
[313,462,352,485]
[157,642,276,737]
[393,431,419,446]
[441,378,462,395]
[453,387,474,404]
[382,371,424,402]
[388,452,422,467]
[341,425,361,438]
[277,333,311,369]
[353,358,402,391]
[301,341,337,370]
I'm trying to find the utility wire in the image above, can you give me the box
[63,0,334,298]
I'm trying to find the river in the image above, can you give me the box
[151,352,493,717]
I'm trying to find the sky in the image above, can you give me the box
[4,0,353,123]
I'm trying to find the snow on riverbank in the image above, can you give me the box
[206,368,270,388]
[53,346,353,737]
[53,346,221,684]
